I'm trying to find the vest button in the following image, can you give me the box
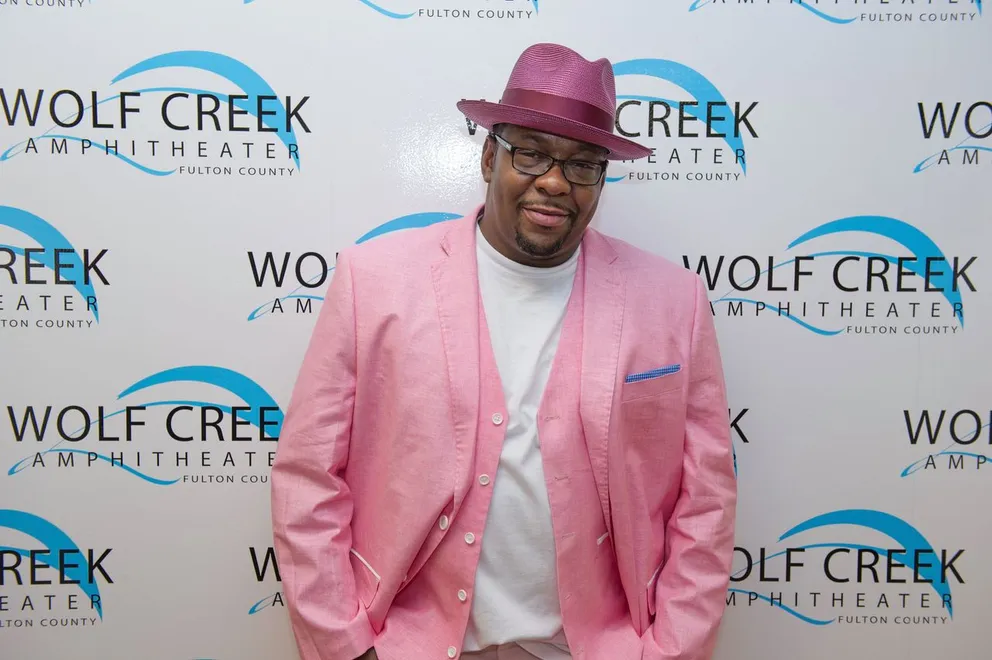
[448,646,457,658]
[464,532,475,545]
[439,515,449,531]
[491,412,504,425]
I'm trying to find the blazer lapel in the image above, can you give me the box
[430,208,484,514]
[579,228,624,541]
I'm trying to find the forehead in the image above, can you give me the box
[502,125,607,157]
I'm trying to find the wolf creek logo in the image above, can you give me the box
[0,206,106,332]
[248,546,284,615]
[687,0,983,25]
[914,101,991,174]
[0,51,311,179]
[0,510,112,631]
[246,211,460,321]
[728,509,964,627]
[357,0,538,20]
[4,366,283,487]
[683,215,976,337]
[462,58,759,185]
[900,408,992,477]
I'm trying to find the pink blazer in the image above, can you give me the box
[270,207,737,660]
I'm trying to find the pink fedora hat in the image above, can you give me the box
[457,43,652,161]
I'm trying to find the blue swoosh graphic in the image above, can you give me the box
[356,0,539,18]
[354,212,462,244]
[729,541,901,625]
[780,509,953,617]
[117,366,284,438]
[915,145,992,173]
[7,398,278,484]
[7,448,180,486]
[356,0,415,19]
[612,59,747,174]
[709,250,908,335]
[688,0,857,24]
[914,122,992,173]
[789,216,965,327]
[901,423,992,476]
[902,446,992,477]
[249,591,282,614]
[248,291,327,321]
[0,206,100,322]
[7,367,283,485]
[0,510,104,618]
[2,58,303,175]
[0,88,179,174]
[111,51,303,169]
[733,542,891,580]
[247,212,461,322]
[0,87,228,175]
[0,135,177,176]
[691,0,980,21]
[793,2,857,24]
[612,93,733,178]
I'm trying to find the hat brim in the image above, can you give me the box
[456,99,653,161]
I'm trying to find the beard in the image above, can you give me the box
[514,217,574,258]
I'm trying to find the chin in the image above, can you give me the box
[515,232,567,259]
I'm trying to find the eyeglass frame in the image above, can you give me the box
[488,131,609,186]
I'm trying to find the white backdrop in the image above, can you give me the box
[0,1,989,659]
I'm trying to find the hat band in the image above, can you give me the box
[500,88,614,133]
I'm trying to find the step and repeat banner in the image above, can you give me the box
[0,1,988,659]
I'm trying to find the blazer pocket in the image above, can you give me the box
[349,548,381,609]
[621,366,684,402]
[646,559,664,618]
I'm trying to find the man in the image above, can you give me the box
[270,43,737,660]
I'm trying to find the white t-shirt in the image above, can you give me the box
[461,223,579,659]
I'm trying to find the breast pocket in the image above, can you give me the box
[621,366,685,402]
[619,368,686,458]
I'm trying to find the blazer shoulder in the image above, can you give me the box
[599,232,700,289]
[338,219,453,274]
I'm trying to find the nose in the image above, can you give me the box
[534,162,572,196]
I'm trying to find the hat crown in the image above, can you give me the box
[502,43,617,116]
[454,42,651,160]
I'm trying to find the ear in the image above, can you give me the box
[481,135,496,184]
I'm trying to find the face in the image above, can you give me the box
[480,124,609,268]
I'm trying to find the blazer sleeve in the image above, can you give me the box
[641,274,738,660]
[270,247,376,660]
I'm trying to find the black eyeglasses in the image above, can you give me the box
[490,132,607,186]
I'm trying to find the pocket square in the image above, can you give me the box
[625,364,681,384]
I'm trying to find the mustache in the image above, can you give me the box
[518,201,576,216]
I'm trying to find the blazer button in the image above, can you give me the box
[439,515,449,531]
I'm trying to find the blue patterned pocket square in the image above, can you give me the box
[625,364,681,384]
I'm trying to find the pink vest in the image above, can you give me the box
[371,255,642,659]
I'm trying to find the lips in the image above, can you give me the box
[521,205,571,229]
